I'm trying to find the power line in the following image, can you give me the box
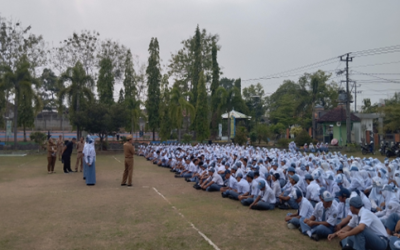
[351,60,400,69]
[352,70,400,84]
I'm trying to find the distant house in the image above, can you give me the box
[316,106,361,146]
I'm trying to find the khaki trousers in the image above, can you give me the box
[47,156,56,172]
[122,158,134,185]
[75,152,83,171]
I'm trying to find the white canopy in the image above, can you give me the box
[221,109,251,119]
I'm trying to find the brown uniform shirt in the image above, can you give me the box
[47,143,55,157]
[76,141,84,153]
[123,142,135,158]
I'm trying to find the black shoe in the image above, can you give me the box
[175,175,183,178]
[342,245,354,250]
[83,177,86,180]
[121,184,127,186]
[279,204,289,210]
[310,234,319,242]
[127,185,132,187]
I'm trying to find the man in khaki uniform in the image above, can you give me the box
[47,138,57,174]
[121,135,134,187]
[75,137,85,172]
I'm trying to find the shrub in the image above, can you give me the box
[276,138,291,147]
[120,136,127,143]
[182,134,192,144]
[294,130,313,146]
[234,126,248,146]
[249,131,257,144]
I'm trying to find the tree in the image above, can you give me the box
[59,61,94,139]
[39,68,62,110]
[382,93,400,132]
[195,71,210,142]
[243,83,267,125]
[169,85,195,141]
[97,57,115,106]
[191,25,202,107]
[145,38,161,140]
[118,88,124,104]
[159,74,172,141]
[361,98,379,113]
[1,56,39,146]
[18,86,42,141]
[254,124,270,144]
[210,41,220,136]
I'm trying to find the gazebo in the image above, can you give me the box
[221,109,251,139]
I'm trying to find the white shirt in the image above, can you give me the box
[259,185,276,204]
[306,181,321,202]
[312,202,338,226]
[250,179,259,197]
[272,180,281,198]
[299,198,314,219]
[337,202,351,220]
[211,173,224,186]
[236,179,250,195]
[348,207,388,237]
[228,176,238,190]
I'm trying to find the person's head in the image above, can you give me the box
[292,188,303,204]
[336,187,350,203]
[126,135,133,142]
[193,158,199,165]
[72,138,77,144]
[272,173,280,182]
[225,169,231,179]
[289,174,299,185]
[236,172,243,182]
[321,190,334,209]
[349,196,363,214]
[185,157,191,164]
[208,168,215,175]
[258,179,266,191]
[304,174,313,184]
[254,171,260,179]
[225,163,230,169]
[80,137,84,142]
[231,166,237,174]
[288,167,296,176]
[246,172,254,183]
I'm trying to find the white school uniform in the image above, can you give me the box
[348,207,388,237]
[312,202,338,226]
[299,198,314,219]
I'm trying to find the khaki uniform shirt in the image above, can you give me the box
[124,142,135,158]
[76,142,84,153]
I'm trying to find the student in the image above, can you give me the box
[278,174,301,209]
[221,169,238,197]
[299,190,338,241]
[249,179,276,210]
[202,168,224,192]
[271,173,282,203]
[239,171,258,206]
[384,213,400,250]
[306,174,321,208]
[286,188,314,229]
[328,196,388,250]
[226,173,250,200]
[334,188,352,232]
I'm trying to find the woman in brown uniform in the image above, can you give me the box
[47,138,57,174]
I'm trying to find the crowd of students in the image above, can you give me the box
[139,143,400,250]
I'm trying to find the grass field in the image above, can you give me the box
[0,153,349,250]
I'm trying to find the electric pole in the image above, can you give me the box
[340,53,353,145]
[353,83,362,112]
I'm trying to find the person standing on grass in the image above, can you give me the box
[84,136,96,186]
[57,135,63,161]
[121,135,134,187]
[47,138,57,174]
[75,137,85,172]
[62,138,76,173]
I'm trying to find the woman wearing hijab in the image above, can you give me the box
[348,165,365,192]
[84,136,96,186]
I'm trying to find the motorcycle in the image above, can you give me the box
[361,142,375,155]
[385,142,399,158]
[379,141,387,156]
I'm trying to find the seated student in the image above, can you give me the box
[328,196,388,250]
[384,213,400,250]
[225,173,250,200]
[249,179,276,210]
[271,173,282,203]
[306,173,321,208]
[334,188,352,232]
[187,161,205,182]
[201,168,224,192]
[221,168,238,197]
[278,174,301,210]
[286,188,314,229]
[239,171,259,206]
[299,190,338,241]
[271,162,286,187]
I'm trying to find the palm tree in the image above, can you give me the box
[1,56,38,146]
[59,61,94,139]
[169,86,195,141]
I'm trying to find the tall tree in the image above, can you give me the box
[191,25,202,107]
[159,74,171,141]
[59,61,94,139]
[210,41,220,136]
[195,71,210,142]
[118,88,124,104]
[169,84,195,141]
[39,68,62,110]
[18,87,42,141]
[97,57,115,106]
[1,56,39,146]
[145,38,161,140]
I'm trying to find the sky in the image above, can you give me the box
[1,0,400,109]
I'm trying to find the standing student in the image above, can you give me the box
[75,137,85,172]
[47,138,57,174]
[62,138,76,173]
[328,196,388,250]
[121,135,134,187]
[84,136,96,186]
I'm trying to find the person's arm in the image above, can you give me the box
[249,195,261,209]
[202,180,214,190]
[62,145,67,155]
[336,223,366,240]
[335,215,352,232]
[285,211,299,222]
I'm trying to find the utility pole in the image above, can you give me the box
[353,83,362,112]
[340,53,353,145]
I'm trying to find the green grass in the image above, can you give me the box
[0,153,343,250]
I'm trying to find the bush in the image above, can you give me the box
[182,134,192,144]
[294,130,313,146]
[234,126,248,146]
[249,131,257,144]
[120,136,127,143]
[276,138,291,147]
[30,131,47,146]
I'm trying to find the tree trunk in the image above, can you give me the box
[178,128,181,142]
[23,125,26,142]
[152,129,155,141]
[76,97,80,139]
[13,88,18,147]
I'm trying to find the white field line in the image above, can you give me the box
[152,187,221,250]
[112,156,121,163]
